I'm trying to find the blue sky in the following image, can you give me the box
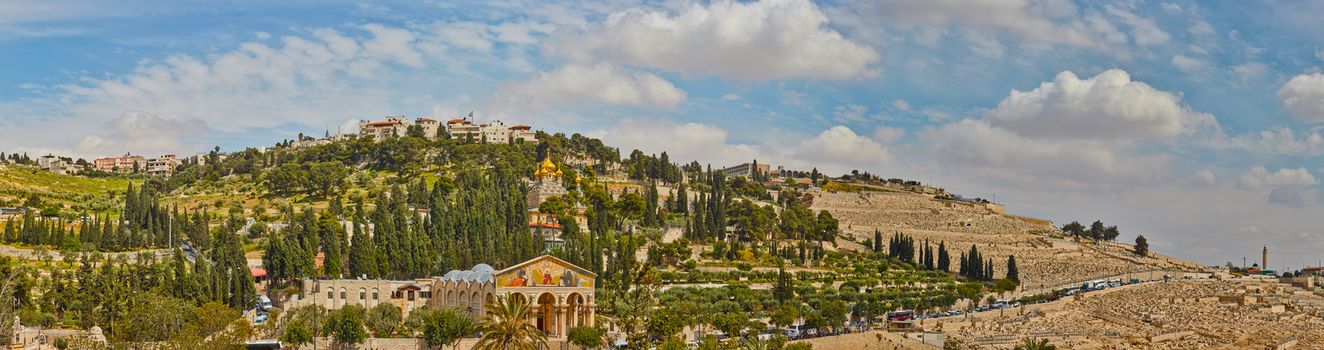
[3,0,1324,269]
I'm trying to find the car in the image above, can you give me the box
[255,295,273,312]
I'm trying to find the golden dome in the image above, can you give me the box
[535,158,559,177]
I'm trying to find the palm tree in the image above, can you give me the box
[474,295,547,350]
[1013,337,1055,350]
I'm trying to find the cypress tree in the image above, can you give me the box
[1007,255,1019,282]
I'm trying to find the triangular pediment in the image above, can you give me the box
[495,255,596,288]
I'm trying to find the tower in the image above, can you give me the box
[1262,246,1268,272]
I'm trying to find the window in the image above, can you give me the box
[340,291,346,300]
[360,291,366,300]
[420,291,431,299]
[373,291,379,300]
[408,291,416,301]
[328,291,334,299]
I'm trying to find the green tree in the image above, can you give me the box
[325,305,368,347]
[1134,235,1149,257]
[280,323,314,349]
[568,326,605,350]
[366,303,403,337]
[421,308,475,350]
[1006,255,1019,282]
[474,295,546,350]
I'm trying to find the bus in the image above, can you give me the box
[886,310,915,322]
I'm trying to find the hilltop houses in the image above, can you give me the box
[358,115,441,141]
[93,153,145,173]
[91,153,181,176]
[36,154,77,175]
[145,154,181,177]
[446,118,536,144]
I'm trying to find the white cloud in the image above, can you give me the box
[500,63,686,108]
[1186,169,1217,187]
[600,121,890,176]
[1231,62,1268,82]
[892,99,911,111]
[1,19,567,156]
[1238,166,1319,207]
[1105,5,1170,47]
[599,119,759,167]
[832,104,870,123]
[791,126,890,174]
[1171,55,1206,72]
[871,126,906,145]
[829,0,1153,53]
[555,0,879,80]
[1279,73,1324,123]
[986,70,1215,141]
[1239,166,1317,189]
[922,119,1172,190]
[1218,127,1324,156]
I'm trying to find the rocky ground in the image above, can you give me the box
[937,278,1324,349]
[811,190,1205,288]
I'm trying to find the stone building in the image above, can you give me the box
[524,156,590,250]
[94,153,145,173]
[446,118,537,144]
[146,154,180,177]
[358,116,441,142]
[284,255,595,340]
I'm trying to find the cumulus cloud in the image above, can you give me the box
[599,119,759,167]
[790,126,890,174]
[986,70,1215,141]
[1238,166,1317,189]
[74,112,212,157]
[923,119,1172,190]
[555,0,879,80]
[1279,73,1324,123]
[919,70,1217,191]
[1238,166,1319,207]
[1217,127,1324,156]
[599,121,891,176]
[55,25,438,135]
[500,64,686,108]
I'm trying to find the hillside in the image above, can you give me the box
[812,190,1206,289]
[0,164,130,216]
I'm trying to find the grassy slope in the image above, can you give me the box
[0,164,132,216]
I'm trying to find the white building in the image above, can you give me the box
[358,116,441,142]
[146,154,181,177]
[36,154,74,175]
[446,118,537,144]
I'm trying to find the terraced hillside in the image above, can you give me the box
[0,164,130,216]
[812,190,1206,289]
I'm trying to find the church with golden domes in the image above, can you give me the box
[527,156,571,250]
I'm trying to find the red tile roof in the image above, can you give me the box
[530,222,563,229]
[447,118,466,124]
[366,121,401,127]
[510,125,531,130]
[416,118,437,122]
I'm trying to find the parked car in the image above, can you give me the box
[255,295,273,312]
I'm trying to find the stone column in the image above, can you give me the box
[588,302,596,327]
[554,306,565,338]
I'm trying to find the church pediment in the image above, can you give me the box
[495,255,595,288]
